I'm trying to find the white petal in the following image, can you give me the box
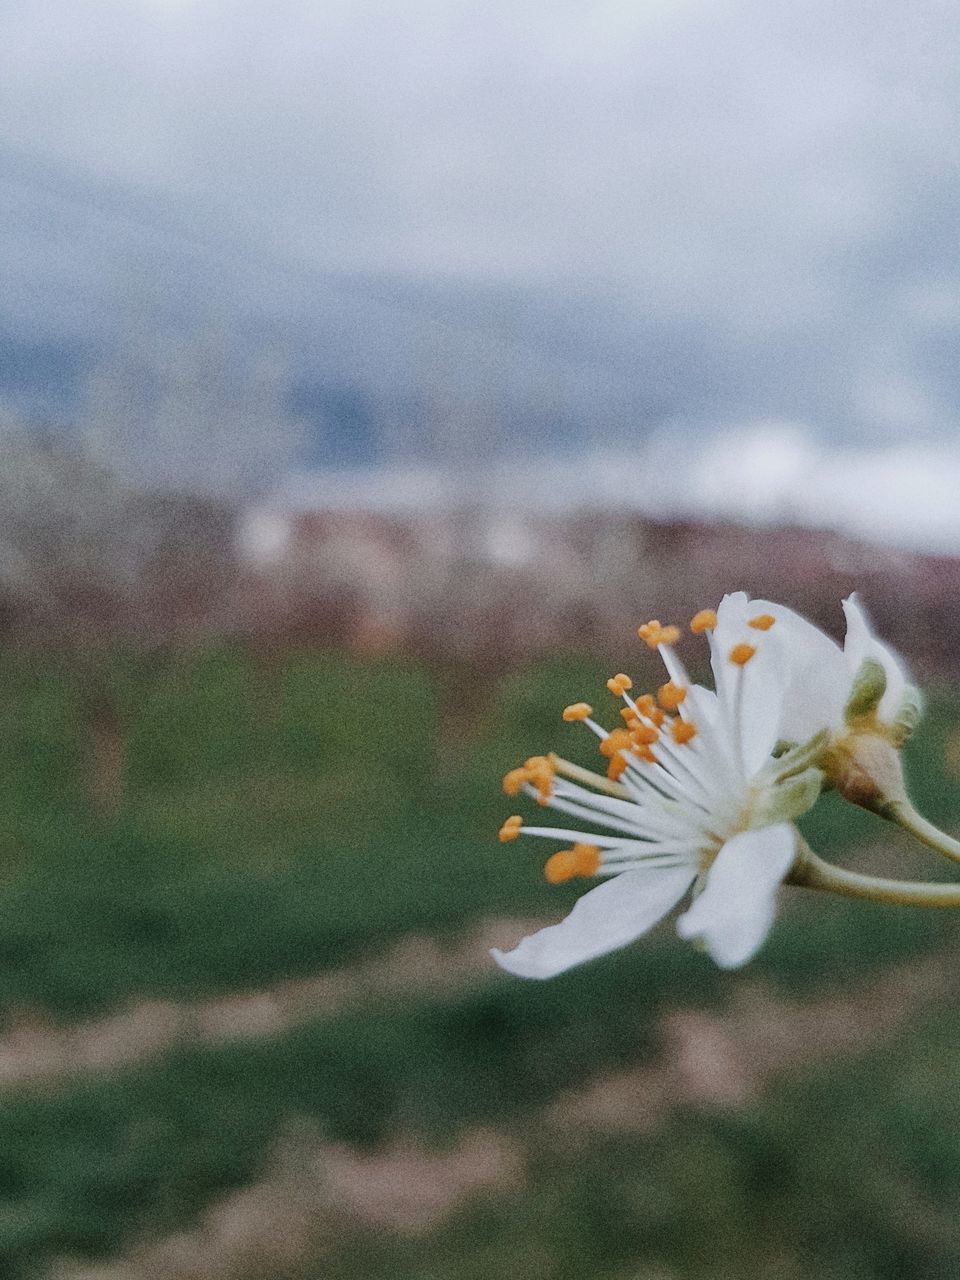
[712,594,783,774]
[842,594,908,722]
[748,598,849,741]
[675,824,795,969]
[710,592,751,703]
[737,642,785,774]
[490,865,696,979]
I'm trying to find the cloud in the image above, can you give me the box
[1,0,960,440]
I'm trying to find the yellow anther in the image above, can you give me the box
[499,815,523,842]
[729,643,757,666]
[606,673,633,696]
[690,608,718,633]
[638,620,681,648]
[749,613,776,631]
[562,702,593,722]
[525,755,556,805]
[630,722,659,746]
[634,694,665,727]
[502,767,528,796]
[544,843,602,884]
[599,728,633,758]
[502,756,555,801]
[671,720,698,745]
[620,707,640,727]
[633,743,657,764]
[607,753,629,782]
[657,680,687,711]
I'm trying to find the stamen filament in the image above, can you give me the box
[519,826,679,850]
[550,754,630,799]
[528,785,669,838]
[594,857,693,876]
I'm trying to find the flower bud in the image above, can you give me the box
[823,732,907,816]
[843,657,887,724]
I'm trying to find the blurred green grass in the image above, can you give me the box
[0,643,957,1275]
[0,643,955,1018]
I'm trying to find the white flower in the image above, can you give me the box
[492,601,824,977]
[722,590,916,746]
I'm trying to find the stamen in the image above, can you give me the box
[503,756,556,802]
[620,708,641,727]
[544,843,601,884]
[502,767,528,796]
[606,673,633,696]
[499,815,523,842]
[562,702,593,722]
[638,620,681,648]
[690,608,718,633]
[599,728,633,758]
[634,694,666,727]
[549,754,631,800]
[630,723,659,745]
[657,680,687,711]
[748,613,776,631]
[632,743,657,763]
[729,643,757,666]
[671,720,698,745]
[607,754,629,781]
[525,755,556,804]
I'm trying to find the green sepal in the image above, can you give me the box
[752,767,825,827]
[772,729,830,780]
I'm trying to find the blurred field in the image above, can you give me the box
[0,643,958,1278]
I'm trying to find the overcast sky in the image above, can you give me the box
[2,0,960,446]
[2,1,958,298]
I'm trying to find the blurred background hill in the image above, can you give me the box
[3,1,960,1277]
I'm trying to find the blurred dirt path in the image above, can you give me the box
[0,917,540,1090]
[51,946,958,1280]
[546,946,957,1134]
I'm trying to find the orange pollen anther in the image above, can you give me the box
[607,754,629,781]
[620,708,640,727]
[599,728,633,758]
[524,754,552,773]
[634,694,665,726]
[638,620,681,649]
[631,723,659,746]
[499,815,523,842]
[729,643,757,666]
[657,680,687,711]
[502,756,555,800]
[690,608,718,633]
[749,613,776,631]
[502,768,528,796]
[671,720,698,745]
[606,673,633,696]
[562,702,593,722]
[525,756,556,804]
[544,843,602,884]
[633,743,657,764]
